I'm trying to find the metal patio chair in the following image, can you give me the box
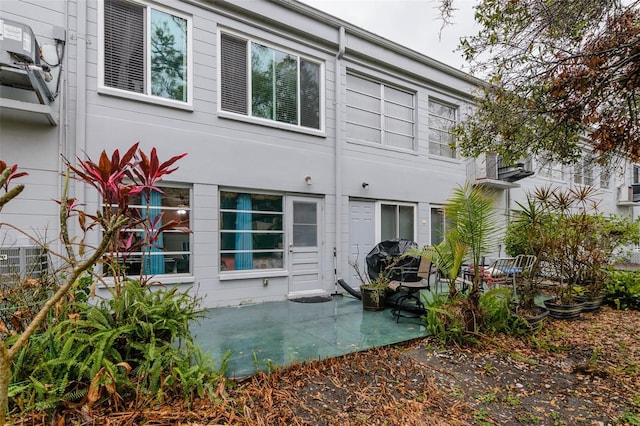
[388,256,433,322]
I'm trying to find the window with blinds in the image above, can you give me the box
[104,0,145,93]
[220,31,322,130]
[346,73,415,150]
[428,99,457,158]
[102,0,190,103]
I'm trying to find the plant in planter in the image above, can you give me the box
[573,215,638,311]
[348,254,398,311]
[504,195,551,319]
[516,185,639,319]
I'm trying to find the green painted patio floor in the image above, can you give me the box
[191,294,426,379]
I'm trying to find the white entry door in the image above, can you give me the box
[287,196,323,296]
[348,200,376,286]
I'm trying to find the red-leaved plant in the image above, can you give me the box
[67,143,189,292]
[0,144,187,424]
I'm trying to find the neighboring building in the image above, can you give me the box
[1,0,637,307]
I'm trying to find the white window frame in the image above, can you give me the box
[375,201,416,243]
[428,98,458,159]
[537,159,565,181]
[103,185,193,282]
[574,155,595,186]
[219,190,286,275]
[599,166,611,190]
[633,165,640,185]
[97,0,194,110]
[217,29,325,134]
[430,206,447,246]
[346,73,416,150]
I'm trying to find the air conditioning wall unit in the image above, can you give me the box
[0,246,48,283]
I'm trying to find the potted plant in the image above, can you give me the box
[348,253,396,311]
[359,274,391,311]
[504,195,550,323]
[518,186,637,319]
[572,215,638,311]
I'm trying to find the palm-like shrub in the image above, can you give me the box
[420,183,500,337]
[506,186,639,304]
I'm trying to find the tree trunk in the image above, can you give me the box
[0,345,10,425]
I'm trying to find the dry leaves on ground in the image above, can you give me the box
[12,307,640,425]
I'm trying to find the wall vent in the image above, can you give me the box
[0,246,48,283]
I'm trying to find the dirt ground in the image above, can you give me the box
[14,307,640,425]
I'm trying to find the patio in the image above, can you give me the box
[191,293,427,378]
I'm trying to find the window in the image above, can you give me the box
[220,32,322,130]
[430,207,446,246]
[220,191,284,271]
[106,187,191,276]
[538,160,565,181]
[538,160,552,179]
[600,167,611,189]
[380,203,415,241]
[634,165,640,184]
[102,0,190,103]
[428,100,457,158]
[574,155,595,186]
[346,74,415,150]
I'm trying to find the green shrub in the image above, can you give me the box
[479,289,529,335]
[9,280,228,415]
[423,289,529,344]
[603,269,640,310]
[423,293,469,345]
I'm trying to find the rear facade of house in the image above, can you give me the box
[1,0,638,308]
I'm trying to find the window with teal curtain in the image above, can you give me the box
[143,189,165,275]
[220,191,284,271]
[235,193,253,270]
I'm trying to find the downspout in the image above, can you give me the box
[334,26,345,293]
[57,1,70,256]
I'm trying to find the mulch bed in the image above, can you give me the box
[13,307,640,425]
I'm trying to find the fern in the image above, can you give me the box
[10,279,222,418]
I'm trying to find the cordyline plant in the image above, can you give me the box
[68,143,189,293]
[0,144,186,424]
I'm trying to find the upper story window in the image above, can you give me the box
[538,160,565,181]
[101,0,191,104]
[574,155,595,186]
[538,159,552,179]
[428,99,457,159]
[346,74,415,150]
[600,167,611,189]
[220,32,322,130]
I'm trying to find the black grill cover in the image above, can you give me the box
[365,239,420,281]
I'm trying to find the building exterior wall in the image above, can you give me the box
[1,0,636,308]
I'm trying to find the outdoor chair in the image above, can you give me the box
[513,254,537,283]
[469,257,518,292]
[388,256,433,322]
